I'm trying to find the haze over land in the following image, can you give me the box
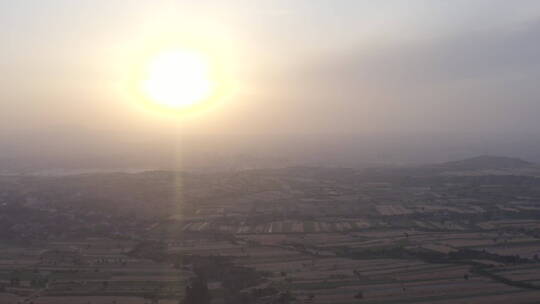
[5,131,540,173]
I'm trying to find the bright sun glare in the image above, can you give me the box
[143,50,214,109]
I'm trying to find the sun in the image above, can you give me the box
[142,49,214,109]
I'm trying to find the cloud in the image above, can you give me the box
[253,18,540,135]
[308,18,540,89]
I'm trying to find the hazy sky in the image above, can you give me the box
[2,1,540,168]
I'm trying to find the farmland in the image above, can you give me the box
[1,156,540,303]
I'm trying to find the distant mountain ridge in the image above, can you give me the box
[438,155,533,171]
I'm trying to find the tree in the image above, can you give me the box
[182,276,211,304]
[275,290,295,304]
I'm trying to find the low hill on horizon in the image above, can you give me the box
[438,155,533,171]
